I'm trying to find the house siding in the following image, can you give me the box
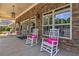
[16,3,79,51]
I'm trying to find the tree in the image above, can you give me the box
[5,26,11,31]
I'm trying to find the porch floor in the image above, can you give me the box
[0,35,79,56]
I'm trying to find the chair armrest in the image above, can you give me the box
[52,41,57,42]
[52,41,57,44]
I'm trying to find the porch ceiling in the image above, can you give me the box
[0,3,37,19]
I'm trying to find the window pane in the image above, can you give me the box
[55,25,70,38]
[63,25,70,37]
[43,16,48,25]
[55,11,71,24]
[43,26,52,35]
[43,26,49,35]
[54,9,71,39]
[49,15,52,25]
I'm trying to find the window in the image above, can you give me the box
[54,10,71,39]
[42,13,53,36]
[54,11,70,24]
[42,4,72,39]
[21,19,29,35]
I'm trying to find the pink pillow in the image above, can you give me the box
[47,38,57,44]
[31,34,37,39]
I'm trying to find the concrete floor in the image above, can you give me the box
[0,35,79,56]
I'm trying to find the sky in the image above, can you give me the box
[0,19,12,25]
[55,11,71,20]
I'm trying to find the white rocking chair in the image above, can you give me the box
[40,29,59,56]
[25,28,39,46]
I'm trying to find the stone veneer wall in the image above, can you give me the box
[16,3,79,51]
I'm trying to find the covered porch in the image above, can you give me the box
[0,36,79,56]
[0,3,79,56]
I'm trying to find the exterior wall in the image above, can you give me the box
[59,4,79,51]
[16,3,79,50]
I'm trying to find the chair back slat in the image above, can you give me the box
[32,28,38,35]
[49,29,59,40]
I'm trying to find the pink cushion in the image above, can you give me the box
[31,34,37,39]
[47,38,57,44]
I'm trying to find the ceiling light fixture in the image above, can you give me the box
[11,5,16,18]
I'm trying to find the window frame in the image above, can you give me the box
[42,4,72,40]
[42,11,53,36]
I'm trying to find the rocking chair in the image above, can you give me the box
[25,28,39,46]
[40,29,59,56]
